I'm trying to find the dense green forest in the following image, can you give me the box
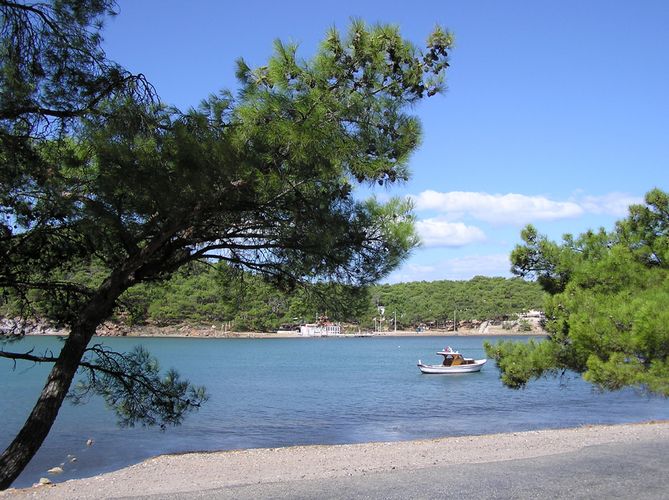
[368,276,544,329]
[2,263,545,332]
[114,265,545,331]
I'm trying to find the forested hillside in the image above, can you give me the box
[369,276,545,329]
[117,265,545,331]
[2,264,544,332]
[1,262,544,332]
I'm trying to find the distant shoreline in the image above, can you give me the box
[23,325,545,339]
[5,316,546,339]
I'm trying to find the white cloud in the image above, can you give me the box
[577,192,643,216]
[386,190,645,284]
[416,218,485,247]
[410,190,643,225]
[385,254,511,283]
[411,190,583,224]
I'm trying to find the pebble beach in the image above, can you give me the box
[3,421,668,499]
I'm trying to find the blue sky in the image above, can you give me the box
[103,0,668,283]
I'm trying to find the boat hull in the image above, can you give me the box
[417,359,487,374]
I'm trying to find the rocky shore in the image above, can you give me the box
[3,421,667,499]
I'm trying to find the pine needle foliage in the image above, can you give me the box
[486,189,669,396]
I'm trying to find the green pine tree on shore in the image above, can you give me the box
[0,0,452,488]
[486,188,669,397]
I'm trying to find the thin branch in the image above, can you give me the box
[0,348,203,409]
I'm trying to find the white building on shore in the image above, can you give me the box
[299,323,341,336]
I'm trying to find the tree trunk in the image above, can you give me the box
[0,266,133,489]
[0,235,173,489]
[0,326,93,489]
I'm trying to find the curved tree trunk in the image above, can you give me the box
[0,268,132,489]
[0,228,178,489]
[0,327,93,489]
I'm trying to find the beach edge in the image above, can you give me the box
[4,420,669,498]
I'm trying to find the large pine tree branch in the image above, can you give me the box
[0,74,148,121]
[0,348,204,409]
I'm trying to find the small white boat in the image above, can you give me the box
[417,346,487,374]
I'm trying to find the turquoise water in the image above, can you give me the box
[2,335,669,487]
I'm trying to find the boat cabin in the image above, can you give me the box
[438,351,476,366]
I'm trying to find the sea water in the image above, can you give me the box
[2,335,668,487]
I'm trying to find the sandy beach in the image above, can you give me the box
[3,421,668,499]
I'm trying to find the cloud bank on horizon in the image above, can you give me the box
[384,190,643,283]
[411,190,641,227]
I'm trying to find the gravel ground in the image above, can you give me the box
[3,421,668,499]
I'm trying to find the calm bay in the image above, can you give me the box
[2,335,668,487]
